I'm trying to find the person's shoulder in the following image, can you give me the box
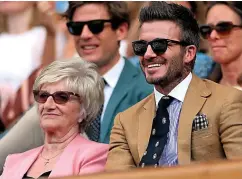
[75,135,109,150]
[5,146,42,163]
[204,78,239,93]
[203,79,242,101]
[118,93,154,117]
[73,135,108,161]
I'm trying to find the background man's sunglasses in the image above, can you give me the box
[200,21,242,39]
[33,90,80,104]
[132,38,189,56]
[66,19,112,36]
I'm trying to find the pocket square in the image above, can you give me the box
[192,114,209,131]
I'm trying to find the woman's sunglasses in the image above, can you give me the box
[66,19,112,36]
[200,21,242,39]
[132,38,189,56]
[33,90,80,104]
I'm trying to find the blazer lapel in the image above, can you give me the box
[50,134,81,177]
[138,94,156,161]
[177,74,211,165]
[100,60,140,142]
[15,146,43,178]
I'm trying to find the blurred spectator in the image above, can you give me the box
[0,2,54,127]
[0,2,47,116]
[201,1,242,87]
[0,2,77,129]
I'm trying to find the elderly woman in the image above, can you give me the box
[200,2,242,87]
[1,58,108,179]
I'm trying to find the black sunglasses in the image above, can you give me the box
[200,21,242,39]
[66,19,112,36]
[33,90,80,104]
[132,38,189,56]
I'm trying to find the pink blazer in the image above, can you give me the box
[1,135,108,179]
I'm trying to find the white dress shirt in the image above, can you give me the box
[154,72,192,166]
[101,57,125,122]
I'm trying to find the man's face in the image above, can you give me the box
[138,21,187,86]
[72,3,127,73]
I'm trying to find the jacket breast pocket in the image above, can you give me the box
[191,125,216,147]
[191,125,222,160]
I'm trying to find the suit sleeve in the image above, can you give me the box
[220,90,242,159]
[79,144,108,175]
[106,113,136,171]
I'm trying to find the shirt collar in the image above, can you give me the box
[154,72,193,106]
[102,56,125,88]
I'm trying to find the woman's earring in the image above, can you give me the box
[78,117,83,123]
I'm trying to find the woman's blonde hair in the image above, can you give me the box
[33,58,104,132]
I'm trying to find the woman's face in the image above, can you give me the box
[37,81,82,134]
[206,4,242,64]
[0,2,34,15]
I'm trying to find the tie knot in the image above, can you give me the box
[158,96,173,109]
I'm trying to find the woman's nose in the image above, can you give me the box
[43,96,56,109]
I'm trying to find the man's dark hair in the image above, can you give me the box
[139,1,199,49]
[65,1,130,29]
[139,1,200,69]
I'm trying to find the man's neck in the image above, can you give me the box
[155,72,190,95]
[98,52,121,76]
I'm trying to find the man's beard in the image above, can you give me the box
[141,55,185,88]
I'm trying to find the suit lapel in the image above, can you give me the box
[177,75,211,165]
[50,134,81,177]
[137,94,156,160]
[15,146,43,178]
[100,60,140,142]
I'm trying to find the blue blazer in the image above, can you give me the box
[100,59,153,143]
